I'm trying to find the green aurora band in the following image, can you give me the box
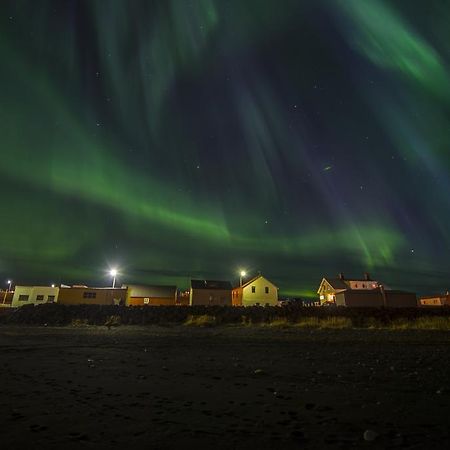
[0,0,449,296]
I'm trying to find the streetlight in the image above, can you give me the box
[51,284,55,288]
[239,270,246,287]
[110,269,118,288]
[7,280,12,292]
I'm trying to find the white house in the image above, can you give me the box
[317,273,388,305]
[12,286,60,307]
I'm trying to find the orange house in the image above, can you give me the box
[57,286,127,305]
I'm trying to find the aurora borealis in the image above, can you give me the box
[1,0,449,296]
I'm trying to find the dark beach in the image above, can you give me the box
[1,325,449,449]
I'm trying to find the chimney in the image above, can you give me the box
[338,272,345,280]
[364,272,371,281]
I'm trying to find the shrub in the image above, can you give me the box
[2,304,450,328]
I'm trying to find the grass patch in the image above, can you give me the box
[389,317,450,330]
[184,314,217,327]
[265,318,292,327]
[105,315,121,329]
[293,317,352,329]
[71,318,89,327]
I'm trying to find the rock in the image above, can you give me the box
[254,369,265,375]
[289,430,305,440]
[363,429,378,441]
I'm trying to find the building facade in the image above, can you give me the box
[419,294,450,306]
[317,273,382,305]
[335,289,417,308]
[0,291,14,307]
[57,287,127,306]
[232,275,278,307]
[125,285,177,306]
[11,286,59,307]
[190,280,232,306]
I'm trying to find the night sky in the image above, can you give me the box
[1,0,449,296]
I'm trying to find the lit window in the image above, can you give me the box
[251,286,256,293]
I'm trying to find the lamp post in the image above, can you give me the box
[239,270,246,287]
[110,269,118,288]
[3,280,11,304]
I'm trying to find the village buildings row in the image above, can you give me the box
[0,272,447,308]
[1,274,280,308]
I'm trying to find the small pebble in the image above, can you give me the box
[363,429,378,441]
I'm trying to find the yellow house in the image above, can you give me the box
[232,274,278,307]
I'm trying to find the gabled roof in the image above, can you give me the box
[191,280,232,290]
[319,278,348,291]
[125,285,177,298]
[238,274,278,290]
[318,277,382,294]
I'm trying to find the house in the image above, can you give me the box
[125,285,177,306]
[57,286,127,306]
[317,273,383,305]
[190,280,232,306]
[177,290,190,306]
[317,273,415,307]
[0,290,14,307]
[335,289,417,308]
[419,294,450,306]
[232,274,278,307]
[12,286,60,307]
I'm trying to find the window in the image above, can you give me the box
[251,286,256,293]
[36,295,44,301]
[47,295,55,303]
[18,295,29,301]
[83,292,97,299]
[265,286,269,294]
[362,284,365,288]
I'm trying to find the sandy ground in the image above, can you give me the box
[0,325,449,449]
